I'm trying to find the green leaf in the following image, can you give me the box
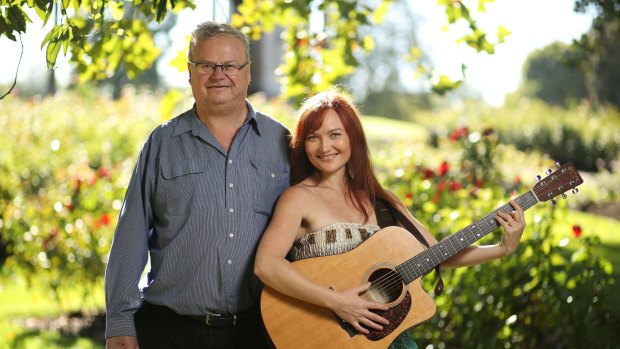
[46,40,62,69]
[110,1,125,21]
[41,25,62,50]
[170,35,191,72]
[159,89,185,121]
[371,1,390,23]
[497,25,511,43]
[431,74,462,95]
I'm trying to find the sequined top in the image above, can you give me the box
[288,222,381,261]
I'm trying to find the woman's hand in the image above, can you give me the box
[329,282,390,335]
[495,200,526,256]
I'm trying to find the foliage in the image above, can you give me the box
[1,1,507,105]
[521,42,588,107]
[407,98,620,173]
[373,125,619,348]
[0,0,193,84]
[0,88,158,311]
[568,0,620,109]
[495,100,620,172]
[233,0,507,105]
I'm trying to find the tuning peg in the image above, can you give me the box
[562,193,567,199]
[556,161,561,168]
[546,169,553,175]
[536,175,542,181]
[551,198,557,205]
[572,188,579,194]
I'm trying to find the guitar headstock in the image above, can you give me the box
[532,162,583,203]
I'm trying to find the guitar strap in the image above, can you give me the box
[375,197,444,296]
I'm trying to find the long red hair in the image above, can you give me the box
[290,90,397,221]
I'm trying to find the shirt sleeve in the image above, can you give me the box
[104,134,156,337]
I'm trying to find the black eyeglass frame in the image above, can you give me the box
[187,61,251,76]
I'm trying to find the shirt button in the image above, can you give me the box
[229,183,234,188]
[271,173,276,178]
[229,233,234,238]
[228,159,233,164]
[227,259,232,265]
[229,208,234,213]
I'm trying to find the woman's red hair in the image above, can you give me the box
[290,90,397,221]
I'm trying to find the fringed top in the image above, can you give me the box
[288,223,381,261]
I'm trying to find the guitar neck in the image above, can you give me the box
[396,190,540,284]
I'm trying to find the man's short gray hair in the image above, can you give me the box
[188,22,250,61]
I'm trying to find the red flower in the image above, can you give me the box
[572,225,582,238]
[100,214,111,226]
[98,167,110,178]
[474,178,484,188]
[422,168,434,180]
[450,181,462,191]
[437,161,449,177]
[94,213,112,229]
[405,192,413,199]
[449,126,468,142]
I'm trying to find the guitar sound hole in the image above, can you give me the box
[365,268,403,304]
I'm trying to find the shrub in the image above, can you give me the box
[372,125,619,347]
[0,89,158,311]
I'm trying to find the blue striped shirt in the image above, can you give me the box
[104,102,290,337]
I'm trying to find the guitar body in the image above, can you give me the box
[260,226,437,349]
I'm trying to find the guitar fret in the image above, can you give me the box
[398,192,535,284]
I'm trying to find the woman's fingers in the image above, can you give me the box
[496,200,526,255]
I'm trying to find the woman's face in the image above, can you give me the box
[304,108,351,177]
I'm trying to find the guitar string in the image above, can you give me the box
[358,191,542,302]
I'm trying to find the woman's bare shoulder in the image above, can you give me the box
[278,182,317,204]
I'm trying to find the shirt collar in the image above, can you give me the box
[171,100,260,138]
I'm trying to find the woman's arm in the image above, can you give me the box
[385,191,526,269]
[254,187,389,334]
[442,200,526,267]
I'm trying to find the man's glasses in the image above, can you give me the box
[188,61,251,76]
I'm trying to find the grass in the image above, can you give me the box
[362,115,429,143]
[552,209,620,279]
[0,278,105,349]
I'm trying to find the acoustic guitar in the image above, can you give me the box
[260,162,583,348]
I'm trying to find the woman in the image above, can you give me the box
[254,90,525,348]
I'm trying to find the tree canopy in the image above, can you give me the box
[1,0,506,103]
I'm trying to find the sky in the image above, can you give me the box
[0,0,595,106]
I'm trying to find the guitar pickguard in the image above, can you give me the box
[366,290,412,341]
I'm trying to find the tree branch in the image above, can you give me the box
[0,33,24,100]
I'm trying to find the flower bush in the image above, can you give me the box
[370,125,619,348]
[0,89,158,311]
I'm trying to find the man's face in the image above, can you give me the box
[188,34,250,110]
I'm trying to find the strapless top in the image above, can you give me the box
[288,222,381,261]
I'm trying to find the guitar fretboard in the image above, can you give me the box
[396,190,539,284]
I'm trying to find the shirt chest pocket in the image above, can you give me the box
[251,160,290,215]
[160,160,209,216]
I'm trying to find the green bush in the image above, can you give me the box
[0,89,158,311]
[372,125,619,348]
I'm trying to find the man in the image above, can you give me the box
[105,22,290,349]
